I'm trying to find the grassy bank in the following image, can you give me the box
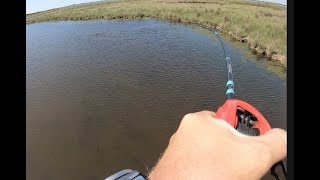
[26,0,287,67]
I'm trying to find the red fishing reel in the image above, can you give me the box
[216,99,271,136]
[216,100,287,179]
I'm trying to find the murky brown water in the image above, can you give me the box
[27,20,286,180]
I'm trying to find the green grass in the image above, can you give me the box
[26,0,287,67]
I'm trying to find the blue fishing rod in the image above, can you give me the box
[213,31,234,100]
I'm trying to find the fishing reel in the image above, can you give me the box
[216,99,287,180]
[216,99,271,136]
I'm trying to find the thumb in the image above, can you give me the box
[258,128,287,164]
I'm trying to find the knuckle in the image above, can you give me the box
[181,113,194,124]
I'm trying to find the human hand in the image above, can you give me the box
[148,111,287,180]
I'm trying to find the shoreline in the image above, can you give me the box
[26,0,287,68]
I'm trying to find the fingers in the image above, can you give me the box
[200,110,216,117]
[169,133,175,143]
[179,110,216,128]
[172,111,216,143]
[187,110,216,118]
[258,128,287,164]
[198,110,216,118]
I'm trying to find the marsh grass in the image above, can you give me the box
[27,0,287,66]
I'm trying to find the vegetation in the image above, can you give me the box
[26,0,287,67]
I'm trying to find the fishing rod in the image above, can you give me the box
[212,30,287,180]
[213,31,234,100]
[104,29,287,180]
